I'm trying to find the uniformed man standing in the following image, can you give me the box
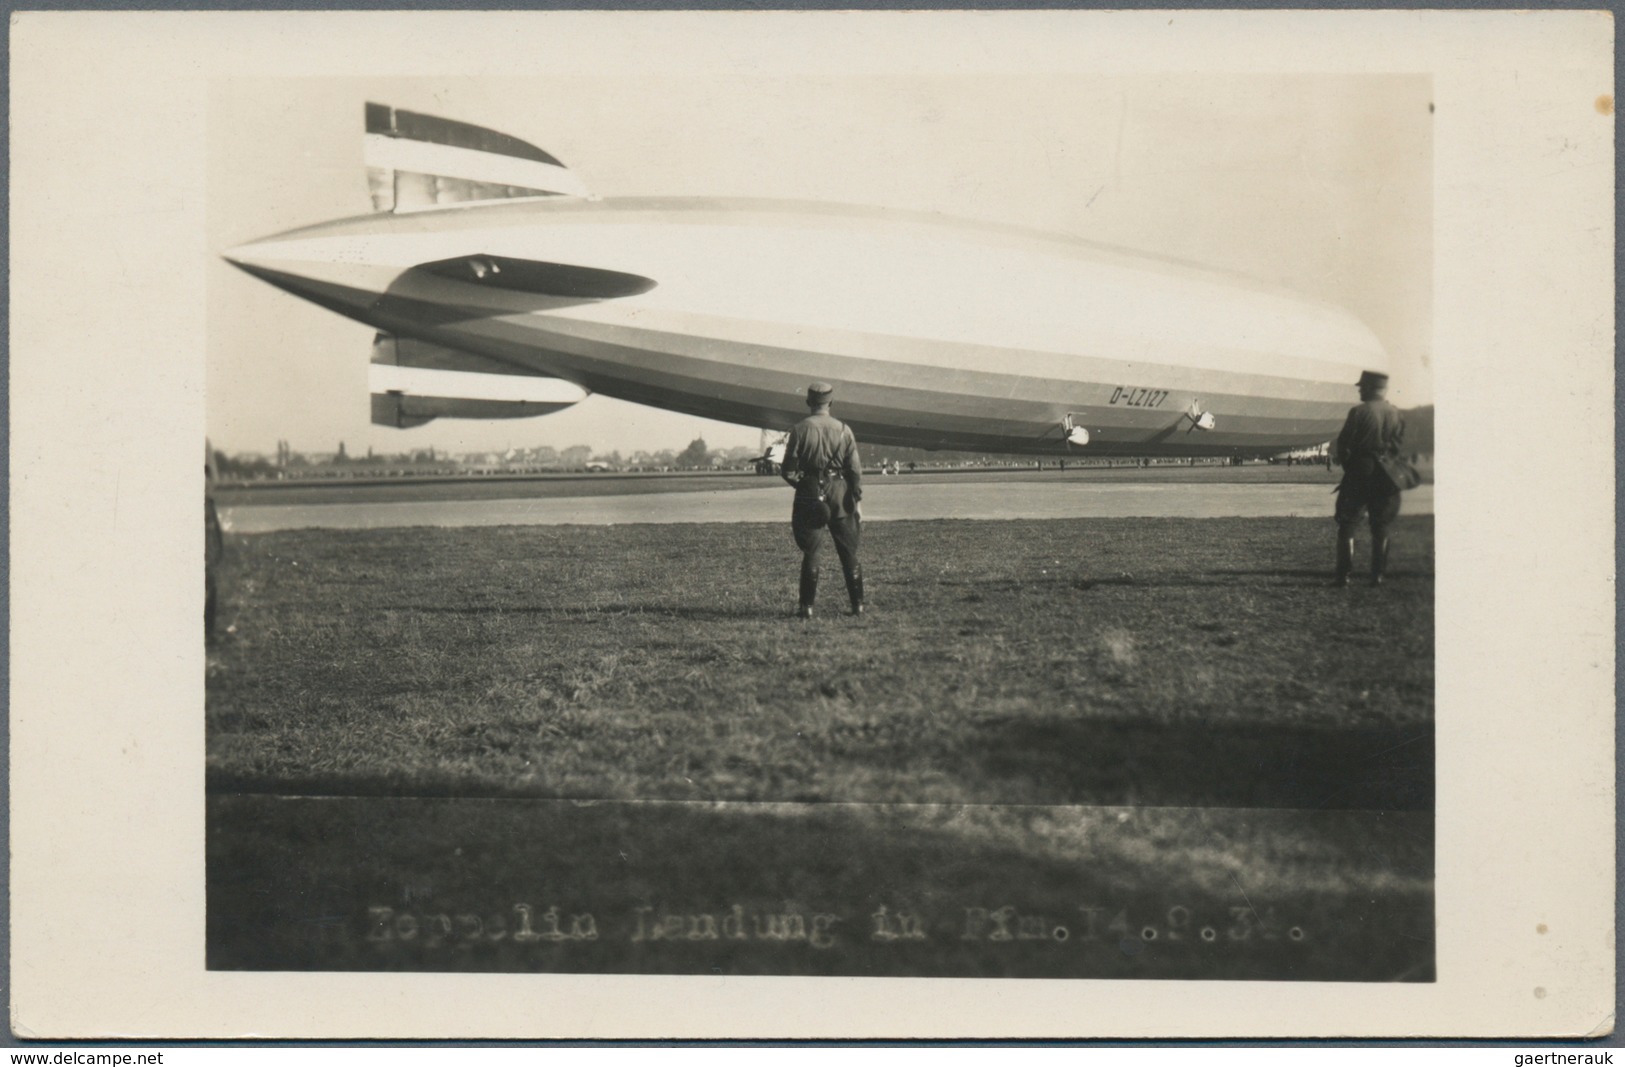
[1333,370,1406,586]
[781,382,864,619]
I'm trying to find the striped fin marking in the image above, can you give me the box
[370,332,553,377]
[369,332,590,427]
[364,102,589,212]
[369,362,589,405]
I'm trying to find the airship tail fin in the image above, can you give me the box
[369,332,590,428]
[364,102,590,213]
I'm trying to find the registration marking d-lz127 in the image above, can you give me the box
[1108,387,1170,408]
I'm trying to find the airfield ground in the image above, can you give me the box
[213,460,1360,509]
[206,511,1434,980]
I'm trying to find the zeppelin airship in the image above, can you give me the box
[224,103,1388,457]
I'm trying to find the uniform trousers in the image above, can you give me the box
[791,494,862,606]
[1334,458,1401,539]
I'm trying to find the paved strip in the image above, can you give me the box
[221,482,1433,533]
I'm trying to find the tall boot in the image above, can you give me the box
[1369,537,1389,587]
[845,568,866,616]
[798,562,818,619]
[1333,535,1355,587]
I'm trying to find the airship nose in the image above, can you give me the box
[220,238,318,303]
[219,229,397,321]
[222,224,308,268]
[221,234,320,282]
[221,234,299,280]
[220,241,261,270]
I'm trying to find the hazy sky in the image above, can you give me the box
[207,74,1432,456]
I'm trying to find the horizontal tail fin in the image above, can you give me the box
[370,333,589,428]
[364,102,590,213]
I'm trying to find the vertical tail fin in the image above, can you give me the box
[364,102,590,212]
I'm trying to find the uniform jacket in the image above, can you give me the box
[781,412,863,518]
[1335,399,1405,468]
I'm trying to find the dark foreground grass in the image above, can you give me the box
[209,796,1432,980]
[207,515,1433,979]
[208,516,1433,809]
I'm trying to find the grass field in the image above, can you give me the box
[206,514,1434,979]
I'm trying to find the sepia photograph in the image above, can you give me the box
[9,10,1612,1040]
[204,73,1435,982]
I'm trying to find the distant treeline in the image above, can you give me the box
[1399,406,1433,456]
[212,406,1434,481]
